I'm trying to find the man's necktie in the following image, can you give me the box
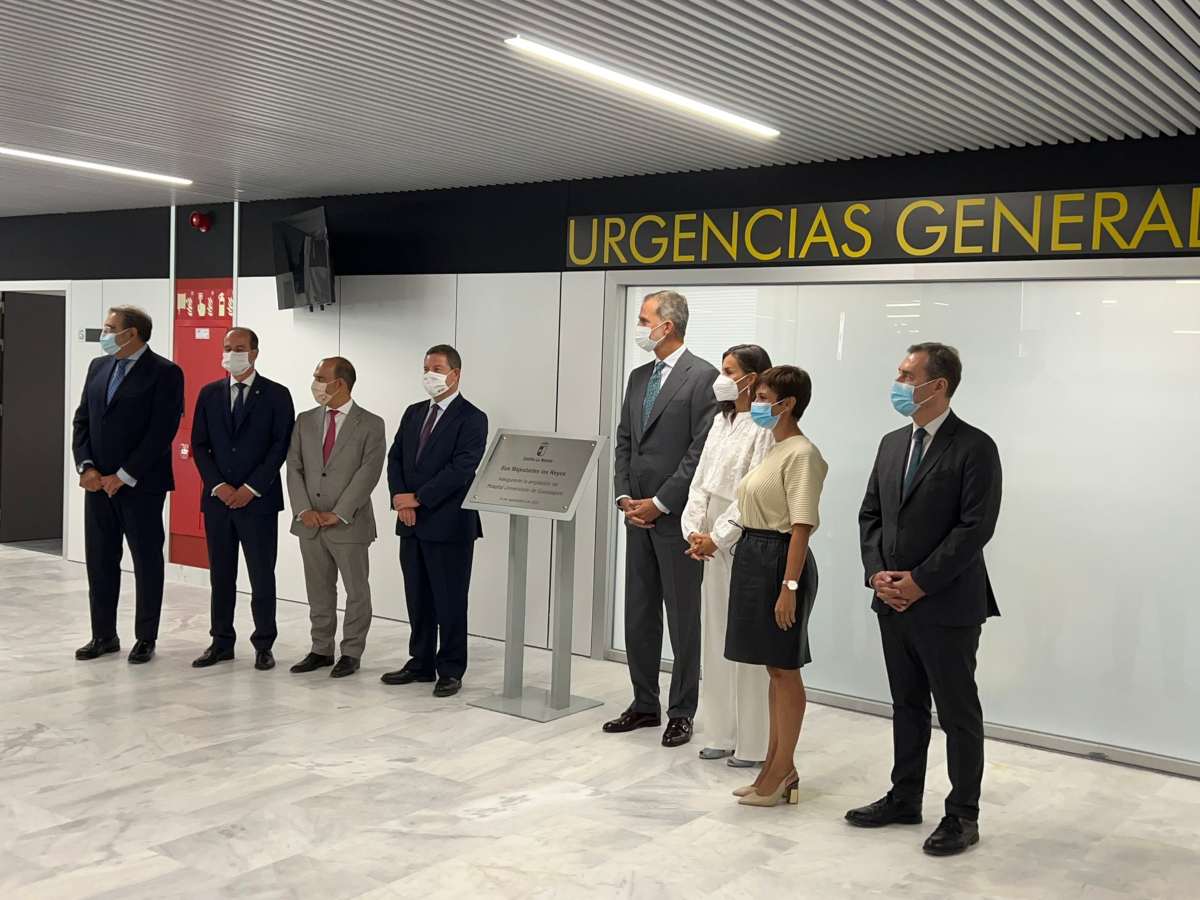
[106,358,130,405]
[903,427,928,499]
[232,382,246,429]
[642,360,666,427]
[417,404,440,460]
[322,409,339,465]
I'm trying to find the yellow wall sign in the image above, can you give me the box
[565,184,1200,268]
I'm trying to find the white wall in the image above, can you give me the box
[233,272,601,655]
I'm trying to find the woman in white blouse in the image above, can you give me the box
[683,344,775,767]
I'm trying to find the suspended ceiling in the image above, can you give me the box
[0,0,1198,217]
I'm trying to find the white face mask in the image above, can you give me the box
[422,370,451,398]
[311,379,334,407]
[634,322,667,353]
[221,351,252,377]
[712,373,750,403]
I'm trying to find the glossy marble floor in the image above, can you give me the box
[2,544,1197,899]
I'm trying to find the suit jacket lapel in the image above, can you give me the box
[325,404,361,467]
[221,377,236,434]
[105,348,151,412]
[631,365,649,446]
[232,376,265,433]
[643,350,692,434]
[420,396,465,461]
[885,428,906,513]
[900,412,959,507]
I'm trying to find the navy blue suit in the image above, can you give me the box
[71,347,184,642]
[387,394,487,679]
[191,373,295,651]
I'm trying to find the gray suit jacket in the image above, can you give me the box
[614,348,719,532]
[286,402,387,544]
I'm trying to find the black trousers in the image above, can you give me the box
[624,522,703,719]
[203,506,279,651]
[84,489,166,642]
[399,537,474,679]
[879,612,985,820]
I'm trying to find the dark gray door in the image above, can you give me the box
[0,292,66,542]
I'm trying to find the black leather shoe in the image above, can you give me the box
[602,710,661,733]
[127,640,156,664]
[662,717,694,748]
[923,816,979,856]
[433,676,462,697]
[290,652,335,673]
[845,794,923,828]
[192,646,234,668]
[330,656,360,678]
[381,666,435,685]
[255,650,275,671]
[75,637,120,660]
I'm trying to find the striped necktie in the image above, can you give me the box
[903,427,928,498]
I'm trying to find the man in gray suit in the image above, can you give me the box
[286,356,387,678]
[605,290,719,747]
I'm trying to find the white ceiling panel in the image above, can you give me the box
[0,0,1196,216]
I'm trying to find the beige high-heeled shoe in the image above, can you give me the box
[732,769,795,799]
[737,774,800,807]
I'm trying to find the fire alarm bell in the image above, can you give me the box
[189,210,213,233]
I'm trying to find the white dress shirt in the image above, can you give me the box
[423,390,459,431]
[228,370,256,410]
[324,397,355,440]
[905,407,952,473]
[619,344,690,514]
[80,344,148,487]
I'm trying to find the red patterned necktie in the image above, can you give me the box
[322,409,339,465]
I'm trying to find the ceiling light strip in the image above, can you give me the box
[504,35,779,139]
[0,146,192,186]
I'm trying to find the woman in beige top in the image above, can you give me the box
[724,366,828,808]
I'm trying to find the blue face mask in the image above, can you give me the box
[99,328,129,356]
[890,379,936,417]
[750,400,782,429]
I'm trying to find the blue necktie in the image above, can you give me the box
[232,382,247,429]
[642,360,666,427]
[903,427,928,498]
[106,358,130,405]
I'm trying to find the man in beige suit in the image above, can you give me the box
[286,356,386,678]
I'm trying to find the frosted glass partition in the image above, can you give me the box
[612,280,1200,762]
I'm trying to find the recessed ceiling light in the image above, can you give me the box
[504,35,780,139]
[0,146,192,186]
[887,314,921,319]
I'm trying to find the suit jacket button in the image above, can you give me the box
[316,492,321,497]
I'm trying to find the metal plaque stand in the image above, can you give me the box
[464,430,606,723]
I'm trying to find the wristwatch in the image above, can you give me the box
[783,579,799,591]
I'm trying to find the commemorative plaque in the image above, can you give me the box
[464,431,602,521]
[464,429,607,723]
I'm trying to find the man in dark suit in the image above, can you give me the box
[604,290,718,748]
[72,305,184,665]
[846,342,1002,857]
[190,327,295,672]
[381,344,488,699]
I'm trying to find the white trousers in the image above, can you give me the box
[696,495,770,760]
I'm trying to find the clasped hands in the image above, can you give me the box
[685,531,718,561]
[299,510,341,529]
[872,571,926,612]
[213,483,257,509]
[79,467,126,498]
[392,493,420,528]
[619,497,661,529]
